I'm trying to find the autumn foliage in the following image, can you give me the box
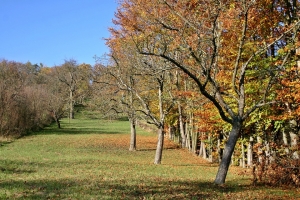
[106,0,300,185]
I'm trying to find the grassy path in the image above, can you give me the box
[0,118,299,199]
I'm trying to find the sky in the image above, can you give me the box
[0,0,118,67]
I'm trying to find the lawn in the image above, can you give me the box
[0,117,299,199]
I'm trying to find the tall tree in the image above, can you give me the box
[106,34,175,162]
[55,59,81,119]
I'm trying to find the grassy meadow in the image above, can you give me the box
[0,113,299,199]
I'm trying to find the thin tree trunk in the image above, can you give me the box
[247,137,253,167]
[241,140,245,168]
[129,118,137,151]
[208,135,213,162]
[69,89,74,119]
[56,119,61,129]
[218,132,224,163]
[186,123,191,150]
[202,142,207,159]
[52,111,61,129]
[214,120,242,184]
[199,140,203,157]
[217,138,221,163]
[154,125,165,164]
[189,108,197,154]
[192,127,198,154]
[178,103,186,148]
[283,130,290,154]
[154,76,165,164]
[290,132,299,159]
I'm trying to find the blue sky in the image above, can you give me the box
[0,0,118,67]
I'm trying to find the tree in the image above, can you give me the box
[39,66,68,128]
[55,59,85,119]
[92,60,139,151]
[106,34,175,163]
[111,0,300,184]
[0,60,53,136]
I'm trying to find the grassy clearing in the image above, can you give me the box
[0,117,299,199]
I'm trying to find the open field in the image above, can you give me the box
[0,117,299,199]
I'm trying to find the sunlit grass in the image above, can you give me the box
[0,117,299,199]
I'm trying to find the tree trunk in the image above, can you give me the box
[217,138,221,163]
[178,103,186,148]
[289,119,299,159]
[154,75,165,164]
[168,126,173,140]
[241,140,245,168]
[283,130,290,154]
[189,107,197,154]
[199,141,207,159]
[56,118,61,129]
[290,132,299,159]
[69,89,74,119]
[129,119,137,151]
[218,132,224,163]
[214,120,242,184]
[52,111,61,129]
[208,135,213,162]
[192,129,198,154]
[247,137,253,167]
[186,123,191,151]
[154,125,165,164]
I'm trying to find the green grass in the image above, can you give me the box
[0,117,299,199]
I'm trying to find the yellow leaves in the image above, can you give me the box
[277,48,285,55]
[229,3,235,9]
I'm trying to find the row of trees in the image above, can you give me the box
[1,0,299,187]
[99,0,300,185]
[0,59,92,136]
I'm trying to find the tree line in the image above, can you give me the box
[100,0,300,185]
[0,59,92,136]
[1,0,299,187]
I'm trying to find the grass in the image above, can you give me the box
[0,116,299,199]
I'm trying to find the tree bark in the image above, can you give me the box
[186,123,191,151]
[178,103,186,148]
[56,118,61,129]
[129,118,137,151]
[191,125,198,154]
[168,126,174,140]
[218,132,224,163]
[283,130,290,154]
[189,114,197,153]
[199,140,207,159]
[154,125,165,164]
[208,135,213,162]
[241,140,245,168]
[214,120,242,184]
[154,74,166,164]
[290,132,299,159]
[247,137,253,167]
[69,89,74,119]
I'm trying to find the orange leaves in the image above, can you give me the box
[175,90,198,99]
[194,102,224,133]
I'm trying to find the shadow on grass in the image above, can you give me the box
[0,177,261,199]
[29,125,128,136]
[0,160,36,174]
[0,140,14,149]
[39,127,126,135]
[137,147,179,152]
